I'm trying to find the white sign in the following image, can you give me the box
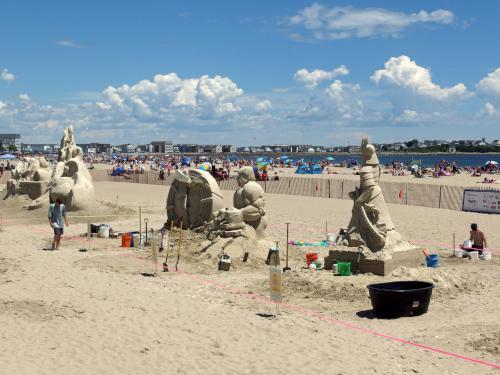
[462,189,500,214]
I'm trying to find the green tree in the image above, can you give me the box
[8,145,17,152]
[406,139,419,148]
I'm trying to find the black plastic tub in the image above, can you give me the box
[367,281,434,318]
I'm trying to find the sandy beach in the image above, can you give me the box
[0,181,499,374]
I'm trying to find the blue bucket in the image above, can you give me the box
[426,254,439,268]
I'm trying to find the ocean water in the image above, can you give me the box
[238,154,500,168]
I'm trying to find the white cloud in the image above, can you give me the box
[394,109,419,122]
[100,73,244,119]
[288,3,454,40]
[1,69,15,82]
[255,100,272,112]
[55,40,85,48]
[35,119,59,130]
[371,55,467,99]
[294,65,349,88]
[484,102,496,115]
[19,93,30,101]
[476,68,500,96]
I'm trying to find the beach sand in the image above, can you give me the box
[0,181,498,374]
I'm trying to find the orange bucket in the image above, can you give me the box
[121,234,132,247]
[306,252,318,265]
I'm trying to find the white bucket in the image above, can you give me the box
[463,240,473,248]
[454,249,464,258]
[326,233,336,242]
[98,226,110,238]
[332,263,338,275]
[469,251,479,260]
[132,233,140,247]
[482,251,492,260]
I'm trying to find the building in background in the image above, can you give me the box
[151,140,174,154]
[0,134,21,151]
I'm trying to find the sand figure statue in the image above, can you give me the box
[232,166,267,238]
[345,137,398,251]
[6,156,53,199]
[166,169,224,230]
[27,126,95,211]
[12,157,52,182]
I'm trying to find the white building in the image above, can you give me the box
[126,144,136,153]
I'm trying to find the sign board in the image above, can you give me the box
[269,266,283,303]
[462,189,500,214]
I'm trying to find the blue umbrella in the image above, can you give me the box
[326,156,335,161]
[0,154,16,160]
[279,155,289,160]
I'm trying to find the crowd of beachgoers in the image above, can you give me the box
[1,153,498,183]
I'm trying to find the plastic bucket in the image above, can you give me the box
[454,249,464,258]
[463,240,472,248]
[426,254,439,268]
[469,251,479,260]
[482,251,491,260]
[98,226,110,238]
[337,262,351,276]
[326,233,336,242]
[132,233,140,247]
[306,253,319,266]
[121,234,132,247]
[367,281,434,318]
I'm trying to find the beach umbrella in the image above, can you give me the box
[0,154,16,160]
[326,156,335,161]
[279,155,289,160]
[198,163,211,171]
[485,161,498,166]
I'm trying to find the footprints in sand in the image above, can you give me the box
[0,299,85,321]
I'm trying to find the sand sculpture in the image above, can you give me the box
[231,166,267,238]
[47,126,96,210]
[165,166,270,267]
[166,169,225,229]
[332,137,421,275]
[6,157,52,199]
[345,138,398,251]
[25,126,96,211]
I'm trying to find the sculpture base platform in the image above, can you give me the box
[327,247,424,276]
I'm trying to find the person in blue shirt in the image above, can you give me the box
[48,198,68,250]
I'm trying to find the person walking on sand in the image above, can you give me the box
[48,198,68,250]
[470,223,487,253]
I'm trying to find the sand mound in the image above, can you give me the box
[467,332,500,355]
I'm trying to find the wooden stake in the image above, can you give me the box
[269,242,282,315]
[453,232,456,255]
[139,206,142,242]
[176,220,182,271]
[87,221,91,251]
[151,231,158,275]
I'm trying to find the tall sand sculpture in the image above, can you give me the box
[28,126,96,211]
[332,137,422,275]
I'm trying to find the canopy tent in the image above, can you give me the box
[295,163,323,175]
[111,166,125,176]
[485,161,498,166]
[181,157,192,166]
[0,154,16,160]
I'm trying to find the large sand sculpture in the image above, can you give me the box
[166,169,225,229]
[165,166,271,266]
[332,137,422,275]
[28,126,96,211]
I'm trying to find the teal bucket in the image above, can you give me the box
[426,254,439,268]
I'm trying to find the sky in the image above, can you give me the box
[1,0,500,146]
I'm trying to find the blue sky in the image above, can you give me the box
[1,0,500,146]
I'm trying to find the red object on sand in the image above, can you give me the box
[306,253,319,265]
[399,190,403,199]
